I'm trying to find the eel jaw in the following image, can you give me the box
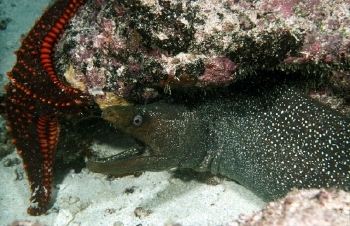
[86,139,171,175]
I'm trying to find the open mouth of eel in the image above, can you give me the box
[85,130,162,175]
[88,138,149,164]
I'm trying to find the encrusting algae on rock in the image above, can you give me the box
[55,0,350,106]
[230,188,350,225]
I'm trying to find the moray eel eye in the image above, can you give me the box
[132,115,143,127]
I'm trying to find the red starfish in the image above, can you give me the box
[4,0,94,216]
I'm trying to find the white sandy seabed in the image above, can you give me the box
[0,0,265,225]
[0,152,265,225]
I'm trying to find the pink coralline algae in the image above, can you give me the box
[198,57,236,86]
[54,0,350,105]
[260,0,320,18]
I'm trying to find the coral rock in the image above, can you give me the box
[231,189,350,226]
[55,0,350,104]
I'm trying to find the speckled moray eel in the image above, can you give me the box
[88,83,350,201]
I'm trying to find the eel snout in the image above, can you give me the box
[87,102,192,175]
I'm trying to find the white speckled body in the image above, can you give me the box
[193,85,350,200]
[89,84,350,201]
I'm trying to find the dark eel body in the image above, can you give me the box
[87,82,350,201]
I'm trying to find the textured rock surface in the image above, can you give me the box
[55,0,350,108]
[230,189,350,226]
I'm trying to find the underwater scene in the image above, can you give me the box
[0,0,349,225]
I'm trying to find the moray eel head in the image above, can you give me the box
[87,83,350,201]
[88,103,191,174]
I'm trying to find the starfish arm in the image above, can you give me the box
[5,0,90,216]
[7,0,89,108]
[5,85,60,215]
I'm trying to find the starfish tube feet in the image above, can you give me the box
[5,0,90,215]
